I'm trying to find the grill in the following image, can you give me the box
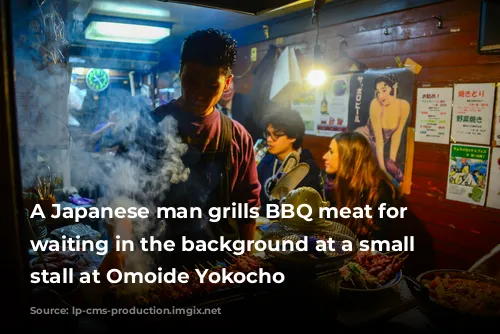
[261,220,359,274]
[105,253,342,329]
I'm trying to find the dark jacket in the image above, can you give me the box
[258,148,321,215]
[220,93,261,142]
[323,174,435,276]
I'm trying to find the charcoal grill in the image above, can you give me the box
[104,255,342,330]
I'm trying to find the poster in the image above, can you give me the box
[348,68,415,185]
[450,83,496,145]
[291,86,317,135]
[415,87,453,144]
[446,144,490,206]
[486,147,500,209]
[314,74,350,137]
[494,83,500,144]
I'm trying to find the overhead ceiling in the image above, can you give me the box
[68,0,317,71]
[70,0,315,45]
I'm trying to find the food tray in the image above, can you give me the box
[105,255,341,327]
[340,250,406,292]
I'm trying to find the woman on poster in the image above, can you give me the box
[355,74,410,184]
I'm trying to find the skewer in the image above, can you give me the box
[225,251,236,259]
[199,264,206,270]
[207,261,216,269]
[394,251,406,258]
[182,265,189,272]
[224,258,232,266]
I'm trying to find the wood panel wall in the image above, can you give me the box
[233,0,500,269]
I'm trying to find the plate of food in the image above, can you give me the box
[340,250,406,291]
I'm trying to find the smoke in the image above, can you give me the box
[15,57,190,295]
[11,1,191,297]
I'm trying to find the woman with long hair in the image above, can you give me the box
[323,131,435,274]
[323,131,400,239]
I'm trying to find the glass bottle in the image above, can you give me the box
[254,139,268,166]
[320,91,328,114]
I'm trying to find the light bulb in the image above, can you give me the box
[307,69,326,86]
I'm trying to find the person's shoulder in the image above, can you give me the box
[260,153,275,165]
[230,118,254,143]
[369,99,382,115]
[378,179,399,204]
[150,100,181,123]
[300,149,320,169]
[399,99,411,116]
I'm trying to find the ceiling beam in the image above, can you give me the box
[230,0,445,46]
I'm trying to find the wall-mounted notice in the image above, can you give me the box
[451,83,495,145]
[446,144,490,206]
[314,74,350,137]
[291,86,317,135]
[486,147,500,210]
[415,87,453,144]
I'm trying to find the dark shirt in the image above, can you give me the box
[323,174,435,275]
[258,148,321,216]
[323,174,395,239]
[146,101,261,220]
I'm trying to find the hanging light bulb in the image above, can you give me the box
[307,69,326,86]
[307,44,326,87]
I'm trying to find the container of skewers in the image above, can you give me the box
[35,175,57,216]
[107,253,276,310]
[339,250,407,292]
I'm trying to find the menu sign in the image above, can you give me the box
[486,147,500,209]
[415,87,453,144]
[446,144,490,206]
[450,83,495,145]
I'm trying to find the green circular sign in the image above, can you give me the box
[86,68,110,92]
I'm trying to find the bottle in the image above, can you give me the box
[320,91,328,114]
[254,138,268,166]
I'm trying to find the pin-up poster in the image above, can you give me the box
[415,87,453,144]
[314,74,350,137]
[451,83,496,145]
[486,147,500,209]
[348,68,414,185]
[446,144,490,206]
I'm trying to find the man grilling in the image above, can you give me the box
[100,29,261,273]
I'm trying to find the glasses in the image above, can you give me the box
[263,131,286,141]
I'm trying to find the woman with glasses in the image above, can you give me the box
[257,108,322,216]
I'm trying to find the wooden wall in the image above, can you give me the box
[233,0,500,269]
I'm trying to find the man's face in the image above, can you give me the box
[220,80,235,102]
[265,125,295,156]
[180,62,232,115]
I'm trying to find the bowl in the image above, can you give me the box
[339,250,404,292]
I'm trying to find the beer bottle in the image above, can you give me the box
[320,91,328,114]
